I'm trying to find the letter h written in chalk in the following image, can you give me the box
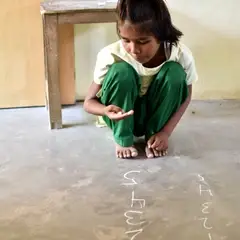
[199,185,213,197]
[131,191,146,209]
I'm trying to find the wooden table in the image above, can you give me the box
[40,0,117,129]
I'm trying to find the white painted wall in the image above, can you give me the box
[74,0,240,100]
[74,23,118,100]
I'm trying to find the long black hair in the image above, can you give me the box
[116,0,183,46]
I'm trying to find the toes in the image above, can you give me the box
[158,150,163,157]
[146,147,168,158]
[116,145,138,159]
[153,148,159,157]
[117,151,123,159]
[126,150,132,158]
[145,147,168,159]
[116,150,137,159]
[123,149,137,158]
[145,147,154,158]
[162,150,168,156]
[131,149,138,158]
[158,149,168,157]
[123,150,130,158]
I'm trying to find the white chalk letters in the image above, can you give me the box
[123,171,141,186]
[123,170,146,240]
[197,174,214,239]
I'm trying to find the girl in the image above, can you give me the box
[83,0,198,159]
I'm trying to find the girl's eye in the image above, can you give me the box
[122,39,130,43]
[138,41,150,45]
[121,39,150,45]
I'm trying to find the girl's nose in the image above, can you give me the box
[129,42,141,55]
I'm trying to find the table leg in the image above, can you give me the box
[42,14,62,129]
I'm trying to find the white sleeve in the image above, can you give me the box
[93,48,115,85]
[179,44,198,85]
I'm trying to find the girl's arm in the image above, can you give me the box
[83,82,106,116]
[162,85,192,136]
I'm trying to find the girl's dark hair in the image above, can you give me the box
[116,0,183,46]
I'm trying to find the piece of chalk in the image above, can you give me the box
[98,2,106,6]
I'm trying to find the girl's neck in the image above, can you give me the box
[143,43,166,68]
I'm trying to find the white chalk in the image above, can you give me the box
[98,1,106,6]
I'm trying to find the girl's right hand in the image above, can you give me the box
[104,105,134,121]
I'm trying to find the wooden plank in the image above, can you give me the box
[42,14,62,129]
[40,0,116,14]
[58,11,116,24]
[59,24,76,105]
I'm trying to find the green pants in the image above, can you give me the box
[100,61,188,147]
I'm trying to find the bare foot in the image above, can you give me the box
[145,146,168,158]
[116,144,138,159]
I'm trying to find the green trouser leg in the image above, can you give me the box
[100,61,189,147]
[144,61,189,141]
[100,62,140,147]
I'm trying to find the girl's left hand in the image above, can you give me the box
[147,131,169,151]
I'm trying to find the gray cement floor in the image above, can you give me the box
[0,100,240,240]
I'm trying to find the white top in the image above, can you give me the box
[94,40,198,96]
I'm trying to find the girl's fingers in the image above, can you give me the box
[152,141,163,150]
[111,110,134,120]
[147,137,155,148]
[151,141,161,149]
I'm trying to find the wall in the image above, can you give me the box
[0,0,45,108]
[74,0,240,100]
[0,0,75,108]
[167,0,240,99]
[74,23,118,100]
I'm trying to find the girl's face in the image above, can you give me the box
[118,21,161,66]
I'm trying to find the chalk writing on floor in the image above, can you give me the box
[197,174,214,240]
[123,170,146,240]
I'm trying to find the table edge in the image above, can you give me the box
[40,5,116,15]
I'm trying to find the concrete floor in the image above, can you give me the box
[0,100,240,240]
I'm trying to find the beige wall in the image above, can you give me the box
[75,0,240,100]
[167,0,240,99]
[0,0,45,108]
[0,0,75,108]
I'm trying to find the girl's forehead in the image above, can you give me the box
[118,21,153,39]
